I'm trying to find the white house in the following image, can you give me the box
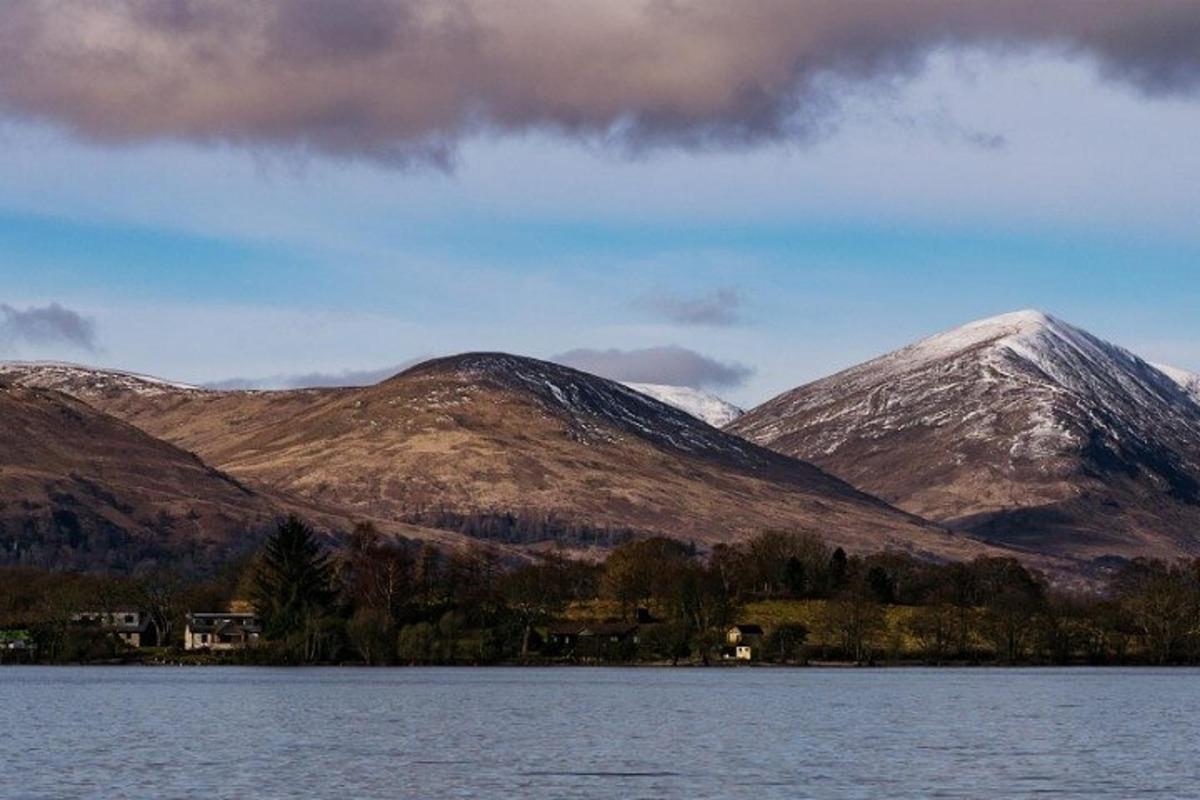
[184,613,263,651]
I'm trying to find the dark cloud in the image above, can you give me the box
[205,359,422,390]
[553,346,752,389]
[0,2,1197,164]
[0,302,97,352]
[641,286,742,327]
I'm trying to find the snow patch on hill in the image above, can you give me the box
[0,361,205,397]
[622,382,743,428]
[1154,363,1200,406]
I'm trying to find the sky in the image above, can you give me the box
[2,1,1199,407]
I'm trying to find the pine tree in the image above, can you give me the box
[829,547,849,592]
[253,516,335,640]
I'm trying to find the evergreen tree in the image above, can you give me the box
[867,565,896,604]
[829,547,849,591]
[784,556,807,597]
[252,516,335,640]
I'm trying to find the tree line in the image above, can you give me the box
[4,519,1200,666]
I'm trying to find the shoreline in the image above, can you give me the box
[3,659,1190,669]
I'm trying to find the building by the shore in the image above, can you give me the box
[71,609,158,648]
[184,613,263,651]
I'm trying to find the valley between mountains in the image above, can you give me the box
[3,310,1199,582]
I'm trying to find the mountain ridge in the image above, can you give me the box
[0,352,995,564]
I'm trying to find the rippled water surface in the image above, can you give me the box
[4,666,1199,799]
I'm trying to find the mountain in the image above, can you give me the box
[622,382,743,427]
[729,311,1200,561]
[1155,363,1200,406]
[0,354,993,562]
[0,381,278,572]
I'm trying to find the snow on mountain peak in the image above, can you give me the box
[866,310,1187,410]
[1155,363,1200,406]
[933,310,1185,400]
[972,308,1054,331]
[622,383,743,428]
[897,309,1067,363]
[736,310,1200,477]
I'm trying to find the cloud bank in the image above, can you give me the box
[1,1,1198,164]
[554,346,752,389]
[205,360,422,390]
[0,303,97,352]
[642,287,742,326]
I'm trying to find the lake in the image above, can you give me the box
[3,666,1197,799]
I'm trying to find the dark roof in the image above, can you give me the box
[731,624,764,635]
[187,613,262,634]
[547,622,584,636]
[577,622,639,637]
[71,611,151,634]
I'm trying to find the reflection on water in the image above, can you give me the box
[3,666,1198,799]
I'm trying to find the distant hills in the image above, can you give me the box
[4,311,1199,579]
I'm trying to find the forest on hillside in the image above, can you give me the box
[4,518,1200,667]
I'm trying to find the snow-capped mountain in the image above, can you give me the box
[728,310,1200,561]
[1154,363,1200,407]
[622,382,743,427]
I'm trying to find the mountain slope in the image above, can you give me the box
[0,364,519,572]
[729,311,1200,560]
[3,354,993,561]
[0,382,280,572]
[622,382,743,427]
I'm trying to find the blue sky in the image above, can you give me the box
[2,50,1199,406]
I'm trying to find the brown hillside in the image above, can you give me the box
[4,355,997,563]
